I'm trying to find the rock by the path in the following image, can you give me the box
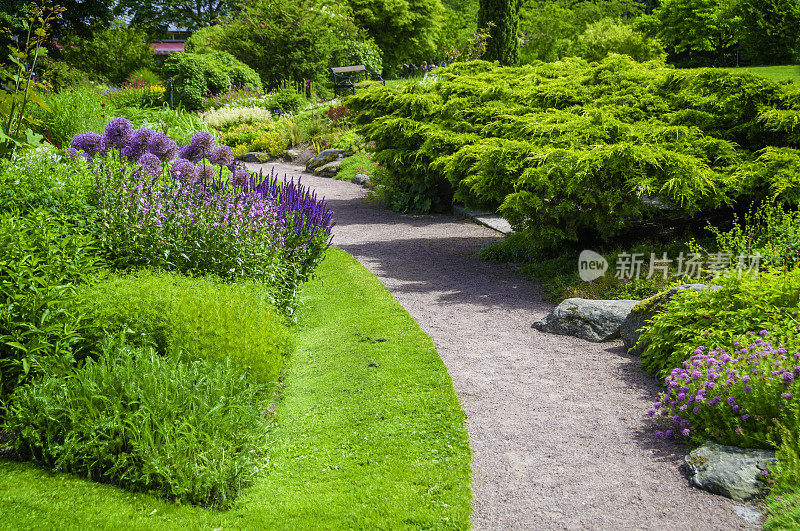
[732,505,764,525]
[315,160,342,178]
[685,442,776,502]
[353,173,370,185]
[283,149,301,162]
[620,284,722,355]
[306,149,345,172]
[240,151,271,163]
[532,298,638,342]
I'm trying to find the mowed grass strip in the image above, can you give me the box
[0,247,472,529]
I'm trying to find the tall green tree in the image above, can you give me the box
[478,0,521,65]
[114,0,239,32]
[346,0,444,73]
[653,0,741,66]
[736,0,800,65]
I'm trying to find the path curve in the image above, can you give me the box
[254,163,753,530]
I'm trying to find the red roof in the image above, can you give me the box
[150,42,185,55]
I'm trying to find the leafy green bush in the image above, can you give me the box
[270,87,307,114]
[33,86,109,148]
[4,337,272,508]
[163,51,262,111]
[348,57,800,249]
[335,151,377,182]
[59,22,154,85]
[331,38,383,75]
[699,202,800,271]
[0,151,94,220]
[636,269,800,379]
[576,19,665,63]
[77,270,293,383]
[0,210,102,401]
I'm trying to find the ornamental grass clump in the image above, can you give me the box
[651,332,800,452]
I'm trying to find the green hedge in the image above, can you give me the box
[348,56,800,248]
[76,270,293,383]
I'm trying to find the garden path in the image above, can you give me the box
[253,162,753,530]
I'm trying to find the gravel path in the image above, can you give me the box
[254,163,755,530]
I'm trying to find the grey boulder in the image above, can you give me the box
[620,284,722,354]
[353,173,370,185]
[532,298,638,342]
[306,149,345,172]
[239,151,271,163]
[282,149,301,162]
[314,160,342,178]
[685,442,776,502]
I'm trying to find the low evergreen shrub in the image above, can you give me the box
[348,57,800,250]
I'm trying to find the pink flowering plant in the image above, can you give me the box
[650,331,800,453]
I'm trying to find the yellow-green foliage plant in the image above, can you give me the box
[76,270,294,383]
[348,56,800,250]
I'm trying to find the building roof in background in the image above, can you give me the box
[151,41,185,55]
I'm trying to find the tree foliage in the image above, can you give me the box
[114,0,239,32]
[213,0,376,91]
[60,22,153,84]
[478,0,520,65]
[652,0,741,66]
[346,0,444,73]
[736,0,800,65]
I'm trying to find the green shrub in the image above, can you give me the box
[576,18,665,63]
[33,86,109,148]
[59,22,154,85]
[37,57,96,91]
[0,151,95,220]
[4,337,272,508]
[102,86,165,109]
[700,202,800,271]
[348,57,800,247]
[76,270,293,383]
[0,210,102,402]
[331,38,383,75]
[636,269,800,379]
[269,87,307,114]
[163,51,262,111]
[336,151,377,182]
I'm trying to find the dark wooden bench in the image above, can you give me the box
[331,65,385,95]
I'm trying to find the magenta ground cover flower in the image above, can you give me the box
[651,333,799,448]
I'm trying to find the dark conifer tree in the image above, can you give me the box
[477,0,520,65]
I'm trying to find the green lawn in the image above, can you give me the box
[724,65,800,83]
[0,248,472,529]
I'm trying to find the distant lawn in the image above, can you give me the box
[0,248,472,529]
[723,65,800,83]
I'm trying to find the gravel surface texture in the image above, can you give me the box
[252,163,757,530]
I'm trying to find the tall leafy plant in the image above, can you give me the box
[0,0,62,157]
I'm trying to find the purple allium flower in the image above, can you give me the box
[122,127,155,162]
[231,169,252,186]
[782,372,795,384]
[170,158,197,181]
[178,143,202,163]
[70,132,105,157]
[210,145,234,167]
[137,153,162,176]
[147,132,178,162]
[66,147,80,160]
[196,164,215,183]
[190,131,216,156]
[102,117,134,150]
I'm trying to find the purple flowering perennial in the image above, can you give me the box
[147,132,178,162]
[170,158,198,181]
[210,145,234,167]
[102,117,134,151]
[70,132,105,158]
[137,153,162,176]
